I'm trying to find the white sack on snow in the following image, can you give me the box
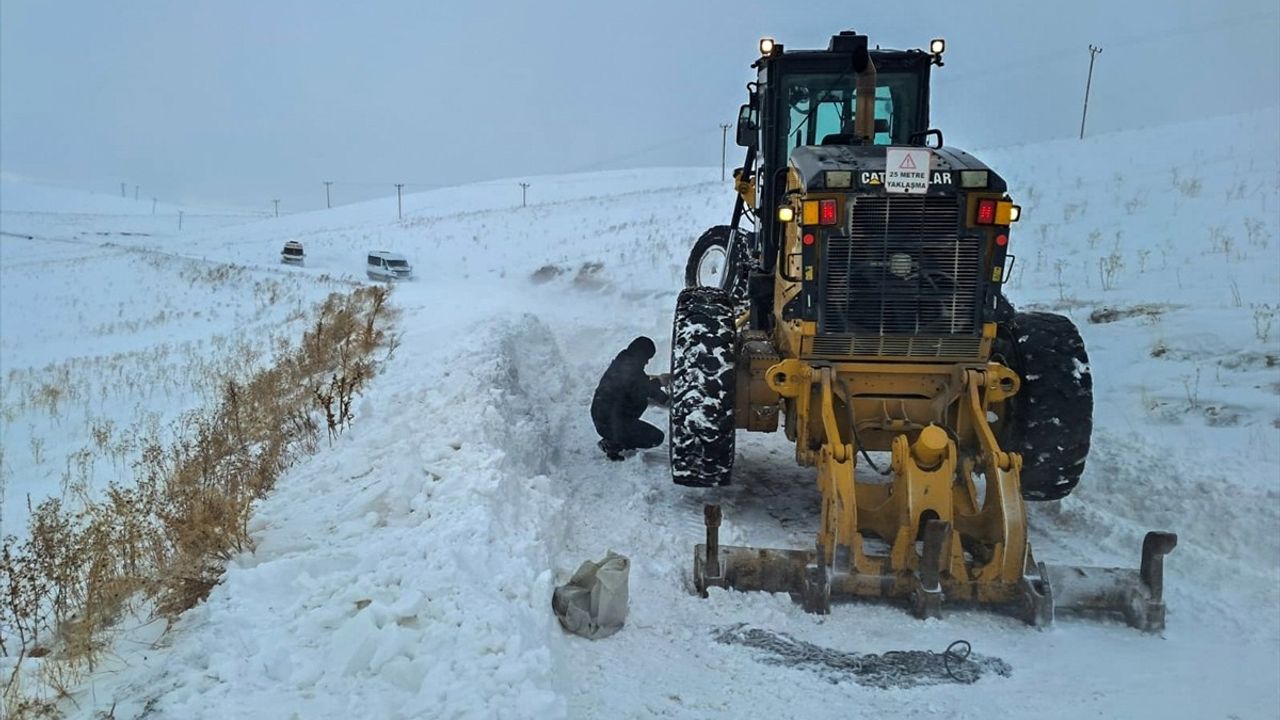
[552,551,629,639]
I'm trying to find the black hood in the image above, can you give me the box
[790,144,1008,194]
[622,336,656,360]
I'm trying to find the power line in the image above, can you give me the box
[326,179,449,189]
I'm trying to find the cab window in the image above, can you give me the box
[781,72,920,158]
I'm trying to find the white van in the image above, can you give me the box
[366,250,413,281]
[280,240,305,265]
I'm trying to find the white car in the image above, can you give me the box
[280,240,305,265]
[366,250,412,281]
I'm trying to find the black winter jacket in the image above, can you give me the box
[590,337,667,435]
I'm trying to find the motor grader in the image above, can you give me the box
[668,31,1176,630]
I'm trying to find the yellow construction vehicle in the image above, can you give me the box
[669,31,1175,630]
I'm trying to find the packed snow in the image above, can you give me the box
[1,110,1278,719]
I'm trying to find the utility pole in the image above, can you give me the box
[151,197,157,215]
[134,185,139,200]
[1079,44,1103,140]
[323,180,333,209]
[120,182,126,198]
[518,182,530,208]
[273,199,280,218]
[395,183,404,220]
[719,123,732,181]
[178,210,184,231]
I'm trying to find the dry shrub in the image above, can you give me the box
[1,285,398,716]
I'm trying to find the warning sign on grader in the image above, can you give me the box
[885,148,932,194]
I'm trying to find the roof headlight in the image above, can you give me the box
[929,38,946,66]
[759,37,776,55]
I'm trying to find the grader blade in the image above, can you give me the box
[1043,531,1178,632]
[694,542,807,597]
[693,504,1177,633]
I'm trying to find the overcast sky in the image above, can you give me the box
[2,0,1277,212]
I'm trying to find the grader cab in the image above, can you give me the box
[669,31,1176,630]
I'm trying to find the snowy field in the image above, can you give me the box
[0,183,353,541]
[1,109,1278,719]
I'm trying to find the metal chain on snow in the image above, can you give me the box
[712,625,1008,689]
[942,639,972,681]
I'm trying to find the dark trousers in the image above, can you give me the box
[600,417,664,450]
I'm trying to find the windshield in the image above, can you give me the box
[283,247,303,255]
[781,71,922,157]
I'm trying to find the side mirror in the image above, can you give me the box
[874,118,890,134]
[735,104,758,148]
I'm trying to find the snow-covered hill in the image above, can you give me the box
[2,110,1278,719]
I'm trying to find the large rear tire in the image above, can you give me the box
[1001,311,1093,501]
[669,287,736,487]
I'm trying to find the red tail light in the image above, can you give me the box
[802,232,815,246]
[995,233,1008,247]
[975,199,997,225]
[819,199,837,225]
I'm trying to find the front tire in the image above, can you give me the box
[669,287,736,487]
[1001,311,1093,501]
[684,226,750,301]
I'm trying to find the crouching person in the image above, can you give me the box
[591,336,669,461]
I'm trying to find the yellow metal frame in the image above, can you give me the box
[762,360,1033,605]
[699,336,1172,629]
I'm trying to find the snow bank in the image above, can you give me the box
[88,316,573,718]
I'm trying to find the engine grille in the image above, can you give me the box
[804,334,983,358]
[816,195,981,357]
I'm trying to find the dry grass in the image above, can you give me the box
[1,285,398,716]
